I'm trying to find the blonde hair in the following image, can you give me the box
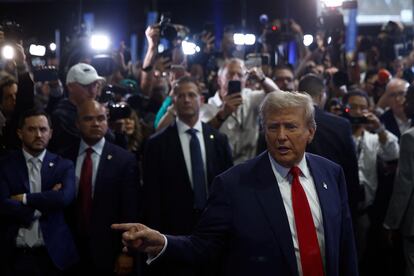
[259,91,316,129]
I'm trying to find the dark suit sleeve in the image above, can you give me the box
[163,175,231,265]
[221,134,233,169]
[0,168,35,227]
[26,159,76,212]
[337,167,359,276]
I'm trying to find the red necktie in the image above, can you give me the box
[290,166,324,276]
[77,147,93,235]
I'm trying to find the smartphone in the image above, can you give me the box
[33,67,59,82]
[245,55,262,70]
[228,80,241,95]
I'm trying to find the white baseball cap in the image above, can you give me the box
[66,63,105,85]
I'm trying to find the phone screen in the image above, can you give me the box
[228,80,241,95]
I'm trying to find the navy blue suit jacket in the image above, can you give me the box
[0,150,78,270]
[62,140,140,271]
[163,152,358,276]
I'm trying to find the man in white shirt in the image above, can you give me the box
[113,90,358,276]
[343,90,399,265]
[204,58,278,164]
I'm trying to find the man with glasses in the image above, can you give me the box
[380,78,411,140]
[273,64,295,91]
[48,63,104,153]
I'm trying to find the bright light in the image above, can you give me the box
[327,36,332,44]
[303,34,314,46]
[158,44,165,53]
[90,34,110,51]
[320,0,344,8]
[182,40,198,55]
[49,43,56,51]
[29,44,46,57]
[2,45,15,60]
[195,46,201,52]
[233,33,245,45]
[244,34,256,45]
[233,33,256,45]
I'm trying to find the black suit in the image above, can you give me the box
[142,121,233,276]
[307,107,361,215]
[62,139,140,274]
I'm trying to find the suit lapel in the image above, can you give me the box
[202,123,214,185]
[306,154,335,274]
[16,151,30,191]
[94,141,110,199]
[253,152,299,276]
[40,151,54,191]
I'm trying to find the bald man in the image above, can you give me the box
[61,100,140,275]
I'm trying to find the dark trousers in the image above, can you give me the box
[9,247,61,276]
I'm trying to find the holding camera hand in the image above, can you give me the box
[145,25,160,49]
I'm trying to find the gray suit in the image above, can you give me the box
[384,127,414,275]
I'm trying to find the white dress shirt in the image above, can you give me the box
[176,118,207,189]
[75,138,105,197]
[16,149,46,247]
[268,153,325,276]
[353,130,399,209]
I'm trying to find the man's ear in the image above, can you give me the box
[307,126,316,144]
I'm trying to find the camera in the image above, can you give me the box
[264,19,296,46]
[159,14,178,42]
[108,103,132,121]
[33,67,59,82]
[342,107,369,125]
[99,84,131,104]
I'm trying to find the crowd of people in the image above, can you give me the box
[1,15,414,276]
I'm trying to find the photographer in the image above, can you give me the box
[206,58,278,164]
[342,90,399,267]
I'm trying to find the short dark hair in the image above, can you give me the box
[342,89,370,105]
[274,63,294,73]
[172,76,200,96]
[0,74,17,104]
[18,109,52,129]
[298,73,325,98]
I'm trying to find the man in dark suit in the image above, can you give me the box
[143,76,233,275]
[113,91,358,276]
[62,100,140,275]
[0,109,78,275]
[298,74,362,216]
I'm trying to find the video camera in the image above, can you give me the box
[263,19,296,46]
[108,102,132,121]
[159,14,178,42]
